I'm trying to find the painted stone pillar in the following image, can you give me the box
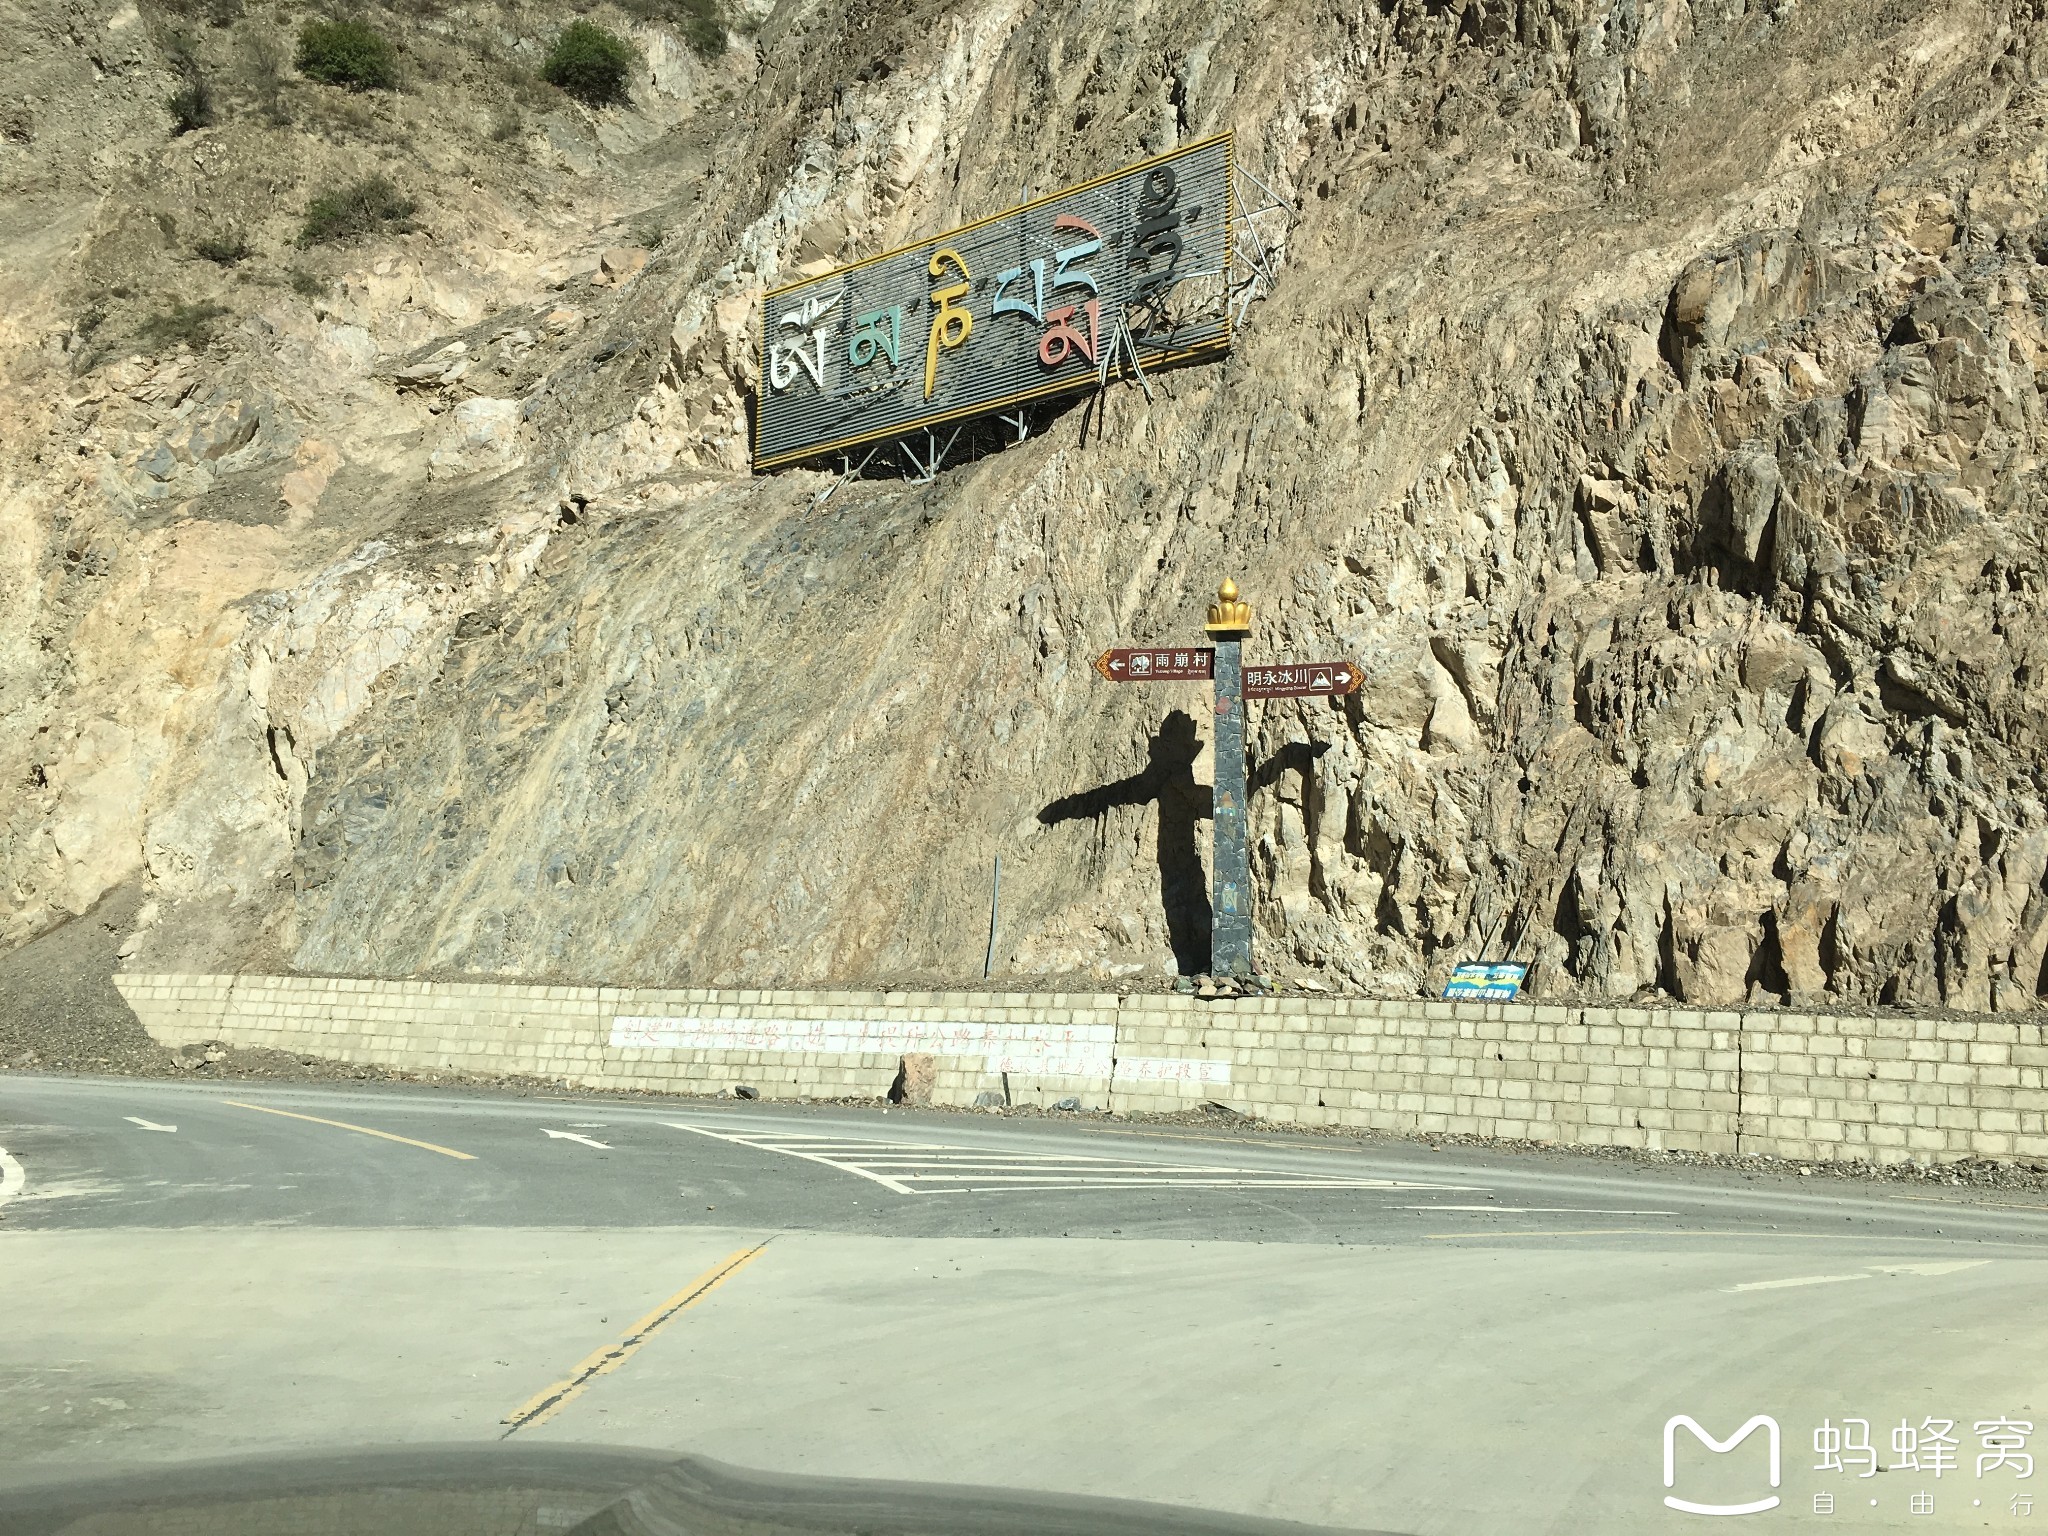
[1204,580,1254,978]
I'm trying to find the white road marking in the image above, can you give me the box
[665,1124,1483,1196]
[13,1177,121,1203]
[1891,1192,2048,1213]
[124,1117,178,1133]
[1396,1205,1681,1216]
[0,1145,22,1211]
[1725,1259,1992,1293]
[542,1129,611,1150]
[1726,1273,1871,1292]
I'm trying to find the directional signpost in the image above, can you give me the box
[1244,661,1364,699]
[1093,581,1362,978]
[1094,647,1214,681]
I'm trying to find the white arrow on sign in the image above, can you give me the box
[124,1116,177,1133]
[542,1128,611,1149]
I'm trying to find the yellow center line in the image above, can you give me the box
[502,1243,771,1436]
[222,1099,476,1160]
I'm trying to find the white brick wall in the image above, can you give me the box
[108,974,2048,1166]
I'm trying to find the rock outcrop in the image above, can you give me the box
[5,0,2048,1012]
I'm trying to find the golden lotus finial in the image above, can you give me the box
[1205,577,1252,635]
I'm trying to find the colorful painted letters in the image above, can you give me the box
[848,305,902,369]
[1039,300,1100,366]
[1049,214,1102,296]
[992,260,1047,324]
[924,247,972,399]
[777,214,1107,396]
[763,143,1216,409]
[999,216,1103,368]
[755,134,1231,467]
[769,289,840,392]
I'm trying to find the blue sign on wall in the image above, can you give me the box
[1442,962,1529,1002]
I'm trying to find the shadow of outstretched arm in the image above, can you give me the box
[1043,710,1220,828]
[1039,710,1215,976]
[1038,770,1159,826]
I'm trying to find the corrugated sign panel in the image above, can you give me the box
[754,132,1233,471]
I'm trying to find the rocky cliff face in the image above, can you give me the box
[5,0,2048,1011]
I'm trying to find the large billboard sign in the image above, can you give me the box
[753,132,1234,472]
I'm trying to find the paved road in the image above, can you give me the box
[6,1073,2048,1533]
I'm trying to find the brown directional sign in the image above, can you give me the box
[1093,647,1215,682]
[1243,660,1364,699]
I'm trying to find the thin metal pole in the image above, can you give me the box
[984,856,1002,978]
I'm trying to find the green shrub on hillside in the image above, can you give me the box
[195,233,251,265]
[167,76,215,133]
[301,175,415,244]
[617,0,724,60]
[541,21,636,107]
[141,302,230,352]
[295,18,398,91]
[164,31,216,134]
[244,31,295,125]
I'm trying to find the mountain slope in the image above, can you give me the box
[5,0,2048,1014]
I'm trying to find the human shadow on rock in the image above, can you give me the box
[1038,710,1214,976]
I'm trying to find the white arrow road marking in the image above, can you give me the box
[0,1145,23,1211]
[542,1129,611,1149]
[124,1117,178,1133]
[1724,1260,1992,1293]
[1725,1273,1871,1292]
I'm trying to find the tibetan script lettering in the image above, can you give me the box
[848,306,902,369]
[754,134,1232,471]
[924,247,972,399]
